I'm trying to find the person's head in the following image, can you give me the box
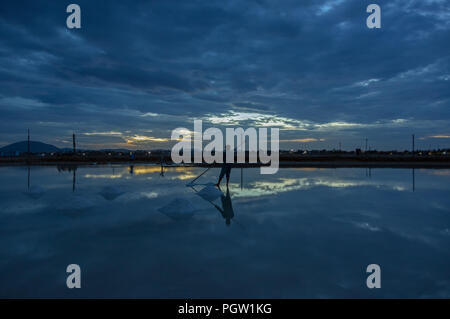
[226,144,231,151]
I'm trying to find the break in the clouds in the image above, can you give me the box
[0,0,449,150]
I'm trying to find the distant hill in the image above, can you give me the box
[0,141,61,154]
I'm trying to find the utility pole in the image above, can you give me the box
[73,132,76,153]
[412,134,415,155]
[365,138,368,152]
[241,134,244,190]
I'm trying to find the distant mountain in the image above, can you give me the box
[0,141,61,154]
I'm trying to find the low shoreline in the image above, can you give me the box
[1,160,450,169]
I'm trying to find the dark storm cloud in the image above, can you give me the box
[0,0,449,150]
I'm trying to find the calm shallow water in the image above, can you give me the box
[0,165,449,298]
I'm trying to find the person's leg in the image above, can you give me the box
[217,166,226,186]
[225,166,231,186]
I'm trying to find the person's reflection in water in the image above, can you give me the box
[216,145,232,187]
[213,186,234,226]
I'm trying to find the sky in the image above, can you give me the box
[0,0,449,151]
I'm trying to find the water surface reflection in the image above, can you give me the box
[0,165,449,298]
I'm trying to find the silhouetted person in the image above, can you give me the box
[216,145,232,187]
[160,154,164,176]
[213,186,234,226]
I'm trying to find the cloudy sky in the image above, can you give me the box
[0,0,449,151]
